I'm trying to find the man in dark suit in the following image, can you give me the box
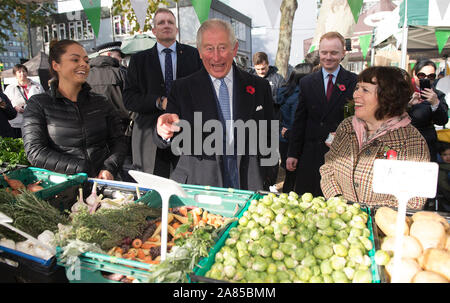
[123,8,203,178]
[286,31,357,197]
[155,19,276,191]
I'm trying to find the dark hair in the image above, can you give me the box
[282,63,313,97]
[438,141,450,155]
[413,58,436,75]
[48,39,83,79]
[304,50,320,67]
[253,52,269,65]
[357,66,414,120]
[153,7,176,26]
[13,64,28,75]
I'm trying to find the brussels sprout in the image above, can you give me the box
[250,228,262,241]
[223,248,237,259]
[239,255,252,268]
[358,236,373,251]
[348,247,363,259]
[239,232,251,244]
[330,255,346,271]
[289,191,299,199]
[224,257,238,267]
[343,267,355,280]
[294,212,305,224]
[215,251,224,263]
[275,260,287,272]
[311,265,321,277]
[374,250,391,266]
[211,262,224,272]
[248,204,257,214]
[349,227,363,238]
[336,230,349,241]
[312,232,322,244]
[247,219,258,229]
[258,216,271,227]
[285,209,296,219]
[323,274,333,283]
[320,259,333,275]
[274,232,285,243]
[258,246,272,258]
[248,242,262,256]
[333,244,348,257]
[280,242,295,255]
[236,240,247,252]
[348,205,360,215]
[270,201,283,212]
[352,268,372,283]
[263,209,275,220]
[295,265,312,282]
[252,256,268,272]
[301,254,317,267]
[320,226,335,237]
[292,248,307,261]
[313,244,333,260]
[284,236,298,246]
[332,270,350,283]
[350,218,366,229]
[301,192,313,202]
[331,218,347,230]
[252,213,261,223]
[245,270,259,282]
[272,249,285,261]
[339,238,350,249]
[299,202,312,211]
[319,235,332,245]
[275,213,285,224]
[210,268,224,280]
[264,275,278,283]
[299,230,313,244]
[280,224,291,235]
[224,265,236,279]
[237,249,249,258]
[225,238,237,247]
[276,270,290,281]
[267,262,278,275]
[264,225,274,235]
[233,267,246,281]
[335,204,346,215]
[262,195,273,206]
[327,212,338,220]
[341,211,353,222]
[362,228,371,238]
[310,276,324,283]
[238,215,249,227]
[256,204,267,215]
[284,257,297,269]
[316,218,331,230]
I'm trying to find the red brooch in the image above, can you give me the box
[338,84,346,92]
[384,147,397,160]
[246,85,255,95]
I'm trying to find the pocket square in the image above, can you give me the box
[256,105,263,111]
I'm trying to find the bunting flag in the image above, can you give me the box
[130,0,149,31]
[400,0,450,27]
[435,29,450,54]
[80,0,101,38]
[191,0,212,24]
[263,0,282,28]
[347,0,364,24]
[410,62,416,71]
[308,45,316,53]
[359,34,372,60]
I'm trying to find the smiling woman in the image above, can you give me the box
[21,40,128,179]
[320,66,431,210]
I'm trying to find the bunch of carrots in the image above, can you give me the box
[107,206,226,265]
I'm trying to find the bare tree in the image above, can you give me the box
[275,0,298,79]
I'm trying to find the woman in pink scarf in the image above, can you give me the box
[320,66,430,209]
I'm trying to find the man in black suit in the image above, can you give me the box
[155,19,276,190]
[123,8,203,178]
[286,32,357,197]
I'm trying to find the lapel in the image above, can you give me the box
[312,70,326,104]
[149,44,164,81]
[322,66,350,119]
[175,42,183,78]
[194,68,221,122]
[233,64,255,122]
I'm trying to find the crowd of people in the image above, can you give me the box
[0,8,449,212]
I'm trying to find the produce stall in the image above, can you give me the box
[0,167,448,284]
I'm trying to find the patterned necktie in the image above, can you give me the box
[163,48,173,96]
[326,74,334,101]
[218,78,231,121]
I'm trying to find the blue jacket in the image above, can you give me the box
[276,86,299,143]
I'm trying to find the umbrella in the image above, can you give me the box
[120,34,157,55]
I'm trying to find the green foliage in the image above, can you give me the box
[111,0,175,33]
[0,137,30,169]
[0,0,56,51]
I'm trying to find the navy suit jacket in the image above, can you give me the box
[154,64,275,190]
[123,42,203,176]
[287,66,357,196]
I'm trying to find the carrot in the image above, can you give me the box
[172,222,181,229]
[142,256,153,264]
[132,238,142,249]
[115,247,123,254]
[137,249,146,260]
[141,242,157,249]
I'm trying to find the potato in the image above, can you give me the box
[412,211,449,231]
[375,207,409,237]
[412,271,448,283]
[417,248,450,280]
[410,219,446,250]
[381,236,423,259]
[385,258,422,283]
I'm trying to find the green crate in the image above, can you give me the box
[57,182,256,283]
[192,193,382,283]
[0,167,88,200]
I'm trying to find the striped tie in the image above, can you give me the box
[218,78,231,121]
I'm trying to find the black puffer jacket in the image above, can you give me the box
[22,81,128,177]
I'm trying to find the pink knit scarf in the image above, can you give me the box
[352,112,411,149]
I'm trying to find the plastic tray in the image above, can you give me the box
[57,181,256,283]
[0,167,88,200]
[191,192,381,283]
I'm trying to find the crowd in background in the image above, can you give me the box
[0,9,449,212]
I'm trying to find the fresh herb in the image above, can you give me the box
[0,137,29,169]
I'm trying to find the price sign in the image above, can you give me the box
[372,159,438,283]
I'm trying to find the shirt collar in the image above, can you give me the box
[322,65,341,80]
[157,41,177,54]
[210,66,234,85]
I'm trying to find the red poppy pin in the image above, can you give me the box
[246,85,255,95]
[338,84,346,92]
[384,146,397,160]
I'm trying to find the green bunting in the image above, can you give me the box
[435,29,450,54]
[359,34,372,60]
[191,0,212,24]
[347,0,364,24]
[80,0,101,38]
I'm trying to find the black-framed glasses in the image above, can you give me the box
[417,72,436,80]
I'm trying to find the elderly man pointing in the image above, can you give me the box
[155,19,276,191]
